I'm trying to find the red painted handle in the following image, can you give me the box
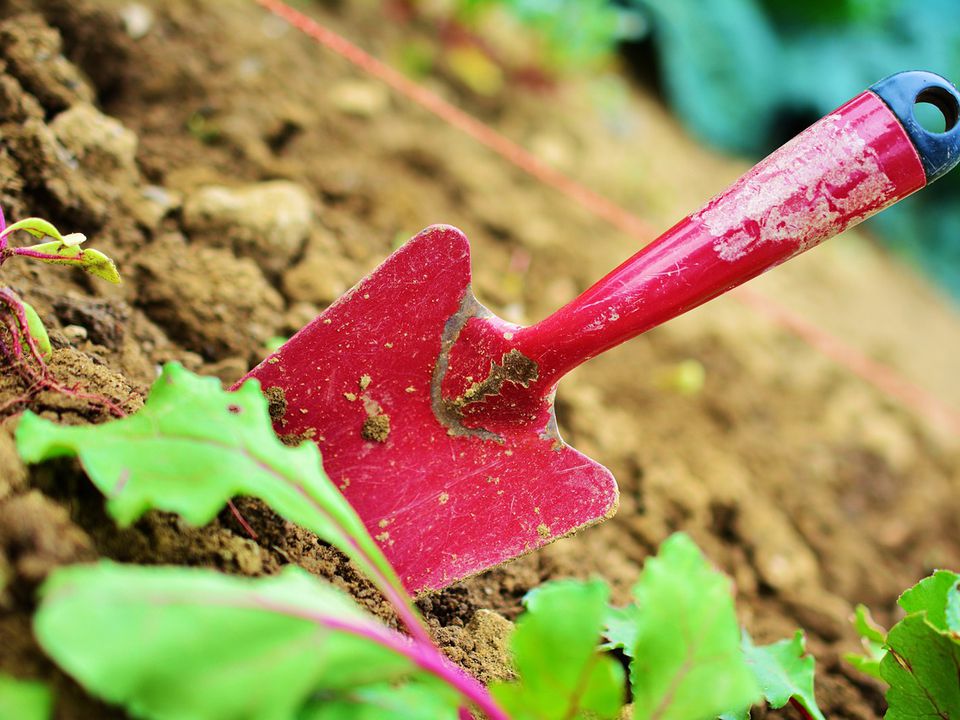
[511,90,926,389]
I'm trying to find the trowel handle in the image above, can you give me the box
[514,71,960,387]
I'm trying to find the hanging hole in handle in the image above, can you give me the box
[914,86,960,133]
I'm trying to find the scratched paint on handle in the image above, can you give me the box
[694,109,899,262]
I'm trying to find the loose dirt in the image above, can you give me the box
[0,2,958,719]
[361,413,390,442]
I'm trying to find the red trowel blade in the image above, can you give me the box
[244,225,618,593]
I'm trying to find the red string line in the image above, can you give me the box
[735,286,960,435]
[254,0,960,437]
[255,0,653,241]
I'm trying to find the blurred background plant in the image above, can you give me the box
[398,0,960,300]
[632,0,960,300]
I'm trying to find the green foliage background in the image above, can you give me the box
[468,0,960,299]
[633,0,960,299]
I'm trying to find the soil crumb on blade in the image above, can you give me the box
[263,386,287,422]
[458,349,539,406]
[361,413,390,442]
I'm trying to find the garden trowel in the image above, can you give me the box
[242,71,960,593]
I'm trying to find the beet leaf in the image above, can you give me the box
[627,533,760,720]
[881,570,960,720]
[34,562,463,720]
[490,579,625,720]
[0,674,51,720]
[844,604,887,680]
[14,362,423,640]
[299,680,462,719]
[729,630,825,720]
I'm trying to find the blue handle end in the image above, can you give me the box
[871,70,960,184]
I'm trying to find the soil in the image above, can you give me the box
[0,1,959,718]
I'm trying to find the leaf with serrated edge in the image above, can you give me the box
[35,562,454,720]
[739,630,825,720]
[603,603,642,655]
[881,612,960,720]
[490,579,625,720]
[0,673,52,720]
[629,533,760,720]
[899,570,959,633]
[15,363,405,610]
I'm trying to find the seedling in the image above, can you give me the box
[0,207,122,416]
[847,570,960,719]
[17,364,825,719]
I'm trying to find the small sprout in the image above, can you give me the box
[186,112,221,144]
[0,210,124,417]
[655,359,706,396]
[0,215,121,285]
[16,241,121,284]
[20,300,51,359]
[264,336,287,353]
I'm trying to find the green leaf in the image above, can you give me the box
[852,603,888,644]
[602,602,643,655]
[844,652,884,682]
[718,709,749,720]
[629,533,760,720]
[20,300,51,358]
[459,0,630,71]
[19,241,120,284]
[740,631,825,720]
[0,674,52,720]
[35,562,450,720]
[490,578,625,720]
[881,612,960,720]
[75,247,120,284]
[898,570,959,633]
[877,571,960,718]
[15,363,405,608]
[843,604,887,681]
[299,680,461,720]
[636,0,782,154]
[0,217,64,242]
[265,335,288,353]
[946,581,960,634]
